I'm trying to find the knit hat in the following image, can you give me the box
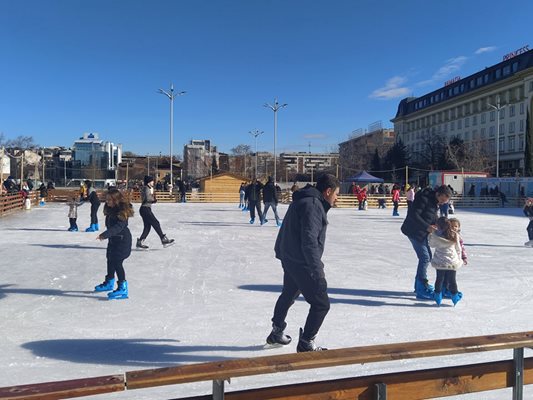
[144,175,154,185]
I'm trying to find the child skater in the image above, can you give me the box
[429,216,465,306]
[66,195,84,231]
[523,198,533,247]
[85,180,101,232]
[94,189,133,300]
[442,217,468,298]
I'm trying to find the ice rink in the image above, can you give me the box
[1,201,532,399]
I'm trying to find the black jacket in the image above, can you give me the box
[274,184,331,279]
[100,204,132,260]
[87,188,101,206]
[262,181,278,203]
[401,188,439,241]
[245,182,263,202]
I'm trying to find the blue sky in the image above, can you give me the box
[1,0,531,156]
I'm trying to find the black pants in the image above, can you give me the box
[248,200,263,221]
[393,201,399,214]
[105,257,126,282]
[272,261,330,341]
[69,218,78,229]
[139,206,164,240]
[527,220,533,240]
[90,204,99,225]
[435,270,458,294]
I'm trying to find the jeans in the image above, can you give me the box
[408,236,432,283]
[263,202,280,223]
[527,220,533,240]
[272,261,330,340]
[248,200,263,221]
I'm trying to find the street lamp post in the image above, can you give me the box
[158,84,185,189]
[249,129,263,178]
[264,98,287,184]
[487,96,506,178]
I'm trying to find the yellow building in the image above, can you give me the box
[199,172,250,193]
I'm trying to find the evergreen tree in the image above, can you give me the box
[370,148,381,177]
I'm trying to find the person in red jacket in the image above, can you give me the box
[357,187,367,210]
[391,184,401,216]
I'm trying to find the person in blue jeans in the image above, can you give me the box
[400,185,452,299]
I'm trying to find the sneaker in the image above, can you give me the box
[161,235,175,247]
[296,328,327,352]
[266,324,292,346]
[136,238,149,249]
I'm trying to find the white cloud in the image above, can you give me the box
[417,56,467,86]
[475,46,497,55]
[370,76,411,100]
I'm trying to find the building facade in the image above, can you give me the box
[392,47,533,176]
[280,152,339,177]
[183,139,220,180]
[72,133,122,171]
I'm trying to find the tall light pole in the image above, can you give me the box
[158,84,185,188]
[264,98,287,184]
[249,129,263,178]
[487,96,506,178]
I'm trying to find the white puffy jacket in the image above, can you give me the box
[429,233,463,270]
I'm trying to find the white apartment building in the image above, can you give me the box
[392,47,533,176]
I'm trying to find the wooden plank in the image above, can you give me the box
[126,331,533,390]
[174,358,533,400]
[0,375,125,400]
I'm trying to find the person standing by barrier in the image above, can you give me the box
[401,185,452,299]
[262,176,282,226]
[523,198,533,247]
[266,174,339,352]
[84,180,101,232]
[406,184,415,212]
[94,189,133,300]
[238,182,246,209]
[136,176,175,249]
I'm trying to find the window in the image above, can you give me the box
[481,113,486,124]
[503,65,511,76]
[500,108,505,119]
[520,119,525,132]
[465,117,470,128]
[464,131,470,141]
[470,80,475,89]
[453,86,459,95]
[490,110,496,121]
[508,136,515,152]
[451,121,455,131]
[512,62,519,72]
[519,135,524,150]
[489,126,495,137]
[473,129,478,140]
[481,128,486,139]
[520,102,525,114]
[496,69,502,79]
[458,119,462,129]
[510,105,515,117]
[489,139,495,154]
[499,137,505,152]
[477,76,483,86]
[460,83,465,92]
[509,121,515,133]
[500,123,505,134]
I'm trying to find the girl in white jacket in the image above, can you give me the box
[429,217,464,306]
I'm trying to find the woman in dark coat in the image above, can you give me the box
[95,189,133,300]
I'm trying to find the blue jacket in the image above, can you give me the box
[274,184,331,279]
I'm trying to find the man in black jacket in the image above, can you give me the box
[267,174,339,352]
[245,179,263,224]
[262,176,281,226]
[401,185,452,299]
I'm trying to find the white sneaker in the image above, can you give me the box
[524,240,533,247]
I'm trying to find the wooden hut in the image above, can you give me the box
[198,172,250,194]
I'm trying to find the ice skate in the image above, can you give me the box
[265,324,292,347]
[94,278,115,292]
[415,279,434,300]
[451,292,463,306]
[296,328,327,352]
[524,240,533,247]
[108,281,128,300]
[136,238,149,250]
[161,235,175,247]
[434,291,442,306]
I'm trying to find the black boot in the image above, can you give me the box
[161,235,175,247]
[136,238,149,249]
[266,324,292,346]
[296,328,327,352]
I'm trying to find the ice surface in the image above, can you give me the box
[1,202,532,399]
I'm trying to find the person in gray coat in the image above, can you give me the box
[266,174,339,352]
[136,176,174,249]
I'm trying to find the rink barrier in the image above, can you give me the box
[1,331,532,400]
[0,191,38,217]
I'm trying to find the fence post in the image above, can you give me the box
[513,347,524,400]
[375,382,387,400]
[213,379,228,400]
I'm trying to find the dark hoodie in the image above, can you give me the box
[274,184,331,279]
[400,187,439,242]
